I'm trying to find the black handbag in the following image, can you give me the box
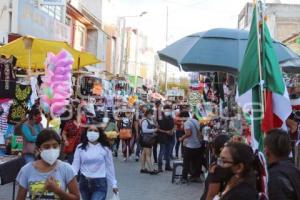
[142,134,157,146]
[141,119,157,147]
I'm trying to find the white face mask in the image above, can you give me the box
[103,117,109,123]
[164,111,172,117]
[40,148,60,165]
[87,131,99,142]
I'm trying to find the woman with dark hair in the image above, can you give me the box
[216,142,258,200]
[140,109,158,175]
[62,111,83,164]
[200,134,230,200]
[72,125,118,200]
[16,129,80,200]
[21,107,43,163]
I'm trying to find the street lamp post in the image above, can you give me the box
[164,6,169,92]
[118,11,147,77]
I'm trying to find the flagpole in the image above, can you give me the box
[255,0,265,117]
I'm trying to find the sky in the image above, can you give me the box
[114,0,300,51]
[111,0,300,76]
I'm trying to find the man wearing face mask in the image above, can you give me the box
[157,105,175,172]
[21,107,43,163]
[265,129,300,200]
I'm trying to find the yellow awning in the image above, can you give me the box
[0,36,101,70]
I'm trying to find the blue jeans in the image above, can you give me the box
[79,175,108,200]
[135,141,141,157]
[158,142,171,169]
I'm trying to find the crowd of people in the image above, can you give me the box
[0,92,300,200]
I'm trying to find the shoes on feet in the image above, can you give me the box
[181,179,188,184]
[140,169,149,174]
[189,177,203,183]
[149,170,159,175]
[165,167,173,171]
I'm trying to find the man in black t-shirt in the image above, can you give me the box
[157,105,174,172]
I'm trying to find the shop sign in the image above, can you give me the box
[39,0,66,6]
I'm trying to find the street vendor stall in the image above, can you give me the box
[112,76,132,96]
[166,88,185,102]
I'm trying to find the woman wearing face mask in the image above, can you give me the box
[140,109,159,175]
[103,116,119,150]
[116,104,136,161]
[21,107,43,163]
[72,126,118,200]
[16,129,80,200]
[200,134,229,200]
[215,142,258,200]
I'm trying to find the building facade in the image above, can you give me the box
[238,2,300,42]
[122,27,155,87]
[282,32,300,54]
[0,0,120,73]
[0,0,70,44]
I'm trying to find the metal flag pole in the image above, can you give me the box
[255,0,266,117]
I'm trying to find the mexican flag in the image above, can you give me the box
[238,5,292,151]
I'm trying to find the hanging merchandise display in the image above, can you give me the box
[92,81,103,96]
[0,56,17,100]
[113,78,130,96]
[0,101,12,145]
[7,84,32,124]
[30,76,39,105]
[40,49,73,116]
[188,91,202,107]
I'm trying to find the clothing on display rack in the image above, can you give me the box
[0,101,12,145]
[30,77,39,105]
[0,55,17,99]
[7,84,32,125]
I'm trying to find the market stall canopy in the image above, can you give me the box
[158,28,300,74]
[0,36,101,69]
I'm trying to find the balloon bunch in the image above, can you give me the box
[40,49,73,116]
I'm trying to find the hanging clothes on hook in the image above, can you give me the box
[0,55,17,99]
[7,84,32,124]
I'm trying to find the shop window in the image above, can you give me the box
[78,27,85,47]
[65,16,71,26]
[40,4,64,22]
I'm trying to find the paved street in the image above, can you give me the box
[0,157,203,200]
